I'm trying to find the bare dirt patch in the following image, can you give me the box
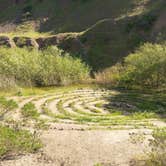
[1,128,152,166]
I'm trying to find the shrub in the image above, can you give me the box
[145,128,166,166]
[121,43,166,88]
[134,128,166,166]
[0,47,90,87]
[95,43,166,89]
[0,97,18,118]
[95,63,123,86]
[38,47,90,86]
[21,102,39,119]
[0,125,42,159]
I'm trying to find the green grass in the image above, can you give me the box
[56,100,71,116]
[0,125,42,159]
[21,102,39,119]
[108,90,166,115]
[0,97,18,119]
[34,120,50,130]
[0,83,97,97]
[94,102,104,108]
[0,31,50,39]
[94,163,103,166]
[39,89,160,128]
[31,87,165,129]
[0,97,18,111]
[1,86,165,130]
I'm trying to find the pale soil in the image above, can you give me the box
[0,127,152,166]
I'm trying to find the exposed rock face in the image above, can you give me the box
[0,34,85,56]
[13,37,39,48]
[59,37,86,55]
[36,36,58,49]
[36,34,85,55]
[0,36,15,48]
[151,11,166,41]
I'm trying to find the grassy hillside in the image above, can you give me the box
[0,0,164,33]
[0,0,165,70]
[0,0,142,32]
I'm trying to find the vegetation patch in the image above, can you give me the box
[21,102,39,119]
[0,97,18,119]
[0,125,42,159]
[133,128,166,166]
[145,128,166,166]
[0,47,90,88]
[95,43,166,90]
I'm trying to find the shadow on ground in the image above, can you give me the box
[104,89,166,118]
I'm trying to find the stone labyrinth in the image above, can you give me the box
[7,89,156,130]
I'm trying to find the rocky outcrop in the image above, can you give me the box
[36,34,78,49]
[0,36,15,48]
[59,37,86,55]
[151,11,166,41]
[36,36,58,49]
[0,34,85,56]
[13,37,39,48]
[36,34,85,55]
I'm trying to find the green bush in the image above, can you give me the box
[0,47,90,87]
[21,102,39,119]
[0,97,18,118]
[95,43,166,89]
[0,97,18,111]
[121,43,166,88]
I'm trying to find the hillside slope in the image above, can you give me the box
[0,0,165,70]
[0,0,165,33]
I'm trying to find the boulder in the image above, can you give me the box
[0,36,15,48]
[36,36,58,49]
[36,34,86,56]
[13,37,39,48]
